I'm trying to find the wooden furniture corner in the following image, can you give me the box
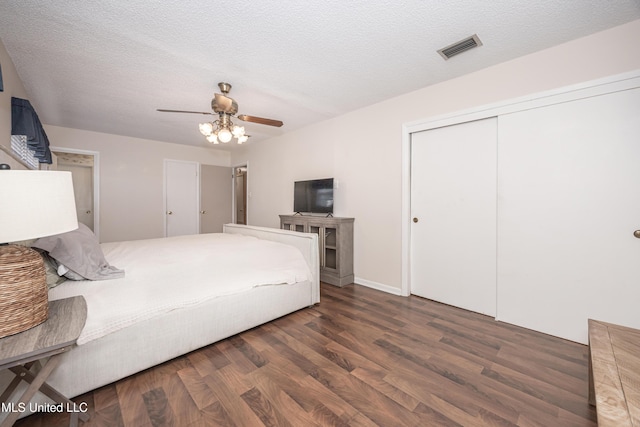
[588,318,640,427]
[0,296,88,427]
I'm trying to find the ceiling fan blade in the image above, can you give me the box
[237,114,283,127]
[157,109,214,115]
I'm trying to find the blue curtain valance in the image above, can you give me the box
[11,97,52,164]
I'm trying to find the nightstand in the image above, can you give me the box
[0,296,88,427]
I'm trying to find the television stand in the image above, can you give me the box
[279,215,354,287]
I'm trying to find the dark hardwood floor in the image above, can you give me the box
[15,283,597,426]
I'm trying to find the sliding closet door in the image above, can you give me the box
[497,87,640,343]
[411,118,497,316]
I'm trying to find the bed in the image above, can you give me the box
[1,223,319,415]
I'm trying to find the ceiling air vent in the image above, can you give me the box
[438,34,482,60]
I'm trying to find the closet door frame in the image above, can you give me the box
[51,146,101,242]
[400,70,640,298]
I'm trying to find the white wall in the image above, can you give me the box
[232,19,640,293]
[44,125,231,243]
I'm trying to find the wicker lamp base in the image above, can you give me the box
[0,244,49,338]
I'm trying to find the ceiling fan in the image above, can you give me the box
[157,82,283,144]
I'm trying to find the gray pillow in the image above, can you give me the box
[33,223,124,281]
[10,239,67,287]
[40,250,68,288]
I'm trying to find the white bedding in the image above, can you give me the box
[49,233,312,345]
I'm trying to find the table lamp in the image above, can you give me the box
[0,169,78,338]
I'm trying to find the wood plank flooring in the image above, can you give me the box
[15,283,597,426]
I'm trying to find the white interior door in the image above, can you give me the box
[53,150,97,235]
[411,118,497,316]
[165,160,199,237]
[57,164,93,231]
[200,164,232,233]
[67,164,94,231]
[497,87,640,342]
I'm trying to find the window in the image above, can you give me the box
[10,135,39,169]
[11,97,52,164]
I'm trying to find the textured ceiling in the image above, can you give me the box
[1,1,639,150]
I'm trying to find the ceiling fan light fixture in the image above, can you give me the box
[199,122,214,136]
[232,125,245,138]
[198,118,248,145]
[218,128,232,143]
[157,82,282,146]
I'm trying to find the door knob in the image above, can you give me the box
[634,230,640,239]
[413,217,419,223]
[200,210,206,214]
[167,211,173,215]
[86,210,92,214]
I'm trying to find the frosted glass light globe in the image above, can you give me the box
[232,125,245,138]
[218,128,232,143]
[199,122,214,136]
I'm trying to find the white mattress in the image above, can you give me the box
[49,233,312,345]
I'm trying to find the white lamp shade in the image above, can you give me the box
[0,170,79,243]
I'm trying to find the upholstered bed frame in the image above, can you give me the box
[1,224,319,418]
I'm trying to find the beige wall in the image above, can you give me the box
[0,38,29,167]
[232,19,640,293]
[45,125,231,243]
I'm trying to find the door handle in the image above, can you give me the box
[634,230,640,239]
[167,211,173,215]
[413,217,419,223]
[200,210,206,214]
[86,210,92,214]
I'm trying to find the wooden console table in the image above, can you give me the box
[280,215,354,287]
[0,296,88,427]
[588,319,640,427]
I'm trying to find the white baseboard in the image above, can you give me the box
[353,277,403,296]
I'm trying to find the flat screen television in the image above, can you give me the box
[294,178,334,214]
